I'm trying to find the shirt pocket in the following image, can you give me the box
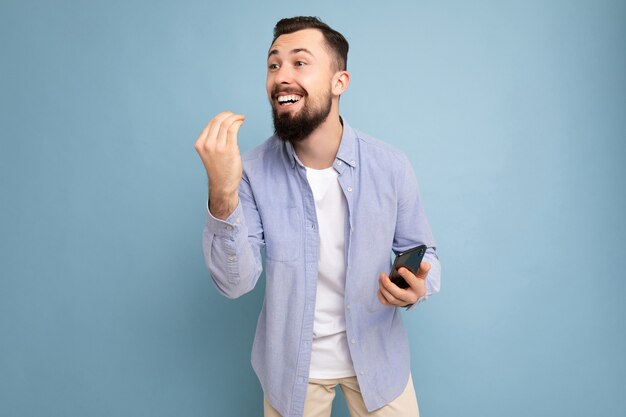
[263,206,301,262]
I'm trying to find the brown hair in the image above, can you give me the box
[272,16,349,71]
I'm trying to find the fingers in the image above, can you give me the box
[195,111,245,154]
[377,288,389,306]
[400,265,428,296]
[194,118,214,151]
[377,264,430,307]
[376,289,393,306]
[217,113,245,148]
[415,261,431,280]
[378,272,418,306]
[226,118,245,148]
[195,111,231,152]
[379,282,404,305]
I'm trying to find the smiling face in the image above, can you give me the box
[266,29,339,142]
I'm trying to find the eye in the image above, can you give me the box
[295,61,306,67]
[268,63,279,70]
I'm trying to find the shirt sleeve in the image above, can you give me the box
[393,153,441,307]
[202,171,264,299]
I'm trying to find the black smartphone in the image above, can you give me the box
[389,245,427,289]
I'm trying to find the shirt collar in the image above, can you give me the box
[335,117,357,168]
[284,116,357,169]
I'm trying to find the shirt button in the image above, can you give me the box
[346,304,351,310]
[228,255,236,261]
[360,370,365,376]
[351,160,356,165]
[337,160,342,166]
[226,225,233,231]
[347,187,353,192]
[351,339,356,344]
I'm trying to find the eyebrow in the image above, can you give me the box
[267,48,315,59]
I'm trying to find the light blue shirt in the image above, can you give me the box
[202,119,441,417]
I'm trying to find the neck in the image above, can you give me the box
[292,107,343,169]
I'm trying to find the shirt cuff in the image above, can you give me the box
[422,250,441,297]
[205,200,244,238]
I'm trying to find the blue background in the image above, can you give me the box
[1,0,625,416]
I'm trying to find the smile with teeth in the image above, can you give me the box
[277,94,303,106]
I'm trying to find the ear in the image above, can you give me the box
[331,70,350,96]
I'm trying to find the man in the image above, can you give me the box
[195,16,440,417]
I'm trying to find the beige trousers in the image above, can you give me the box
[264,374,419,417]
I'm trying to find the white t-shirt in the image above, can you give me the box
[305,166,355,379]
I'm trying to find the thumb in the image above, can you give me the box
[416,261,431,280]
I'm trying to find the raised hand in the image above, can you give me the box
[194,112,245,220]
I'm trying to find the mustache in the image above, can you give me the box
[271,86,307,99]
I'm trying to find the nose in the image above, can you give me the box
[273,64,293,85]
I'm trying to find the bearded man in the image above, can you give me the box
[195,16,441,417]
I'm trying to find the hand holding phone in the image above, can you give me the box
[389,245,427,289]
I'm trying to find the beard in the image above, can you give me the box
[271,88,332,143]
